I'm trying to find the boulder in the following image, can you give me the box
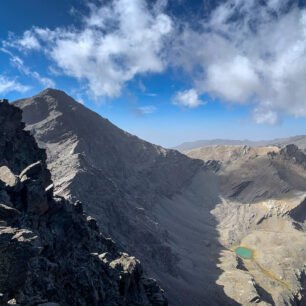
[0,166,19,188]
[110,253,142,276]
[7,298,20,305]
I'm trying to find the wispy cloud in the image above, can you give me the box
[138,105,157,114]
[0,75,31,94]
[1,48,55,88]
[134,105,157,117]
[4,30,41,51]
[146,93,158,97]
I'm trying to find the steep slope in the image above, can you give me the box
[185,145,306,305]
[174,136,306,152]
[0,99,166,305]
[14,89,236,306]
[15,89,306,305]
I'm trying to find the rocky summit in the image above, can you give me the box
[14,89,306,306]
[14,89,235,306]
[0,98,167,305]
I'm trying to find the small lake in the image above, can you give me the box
[235,247,253,259]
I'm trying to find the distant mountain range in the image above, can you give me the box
[173,135,306,152]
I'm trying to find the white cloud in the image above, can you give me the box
[4,30,41,51]
[7,0,172,98]
[1,48,55,88]
[252,107,280,125]
[0,75,31,94]
[203,56,260,103]
[172,0,306,124]
[172,89,205,108]
[4,0,306,125]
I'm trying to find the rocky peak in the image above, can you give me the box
[280,144,306,167]
[0,100,167,305]
[0,98,51,187]
[14,89,206,305]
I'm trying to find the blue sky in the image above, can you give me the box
[0,0,306,147]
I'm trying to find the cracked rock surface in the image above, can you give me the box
[0,99,167,306]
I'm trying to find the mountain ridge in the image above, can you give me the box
[14,88,306,305]
[0,98,167,305]
[14,89,234,306]
[173,135,306,152]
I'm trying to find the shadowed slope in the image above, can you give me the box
[14,89,238,305]
[0,99,167,305]
[185,144,306,305]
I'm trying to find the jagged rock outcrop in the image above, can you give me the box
[14,89,241,306]
[280,144,306,168]
[0,99,51,188]
[14,89,306,305]
[0,99,167,306]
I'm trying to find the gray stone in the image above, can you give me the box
[0,166,19,188]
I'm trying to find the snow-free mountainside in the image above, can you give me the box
[0,98,167,305]
[14,89,306,305]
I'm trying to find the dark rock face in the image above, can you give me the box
[16,89,306,305]
[0,99,51,188]
[280,144,306,168]
[14,89,207,305]
[0,100,167,305]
